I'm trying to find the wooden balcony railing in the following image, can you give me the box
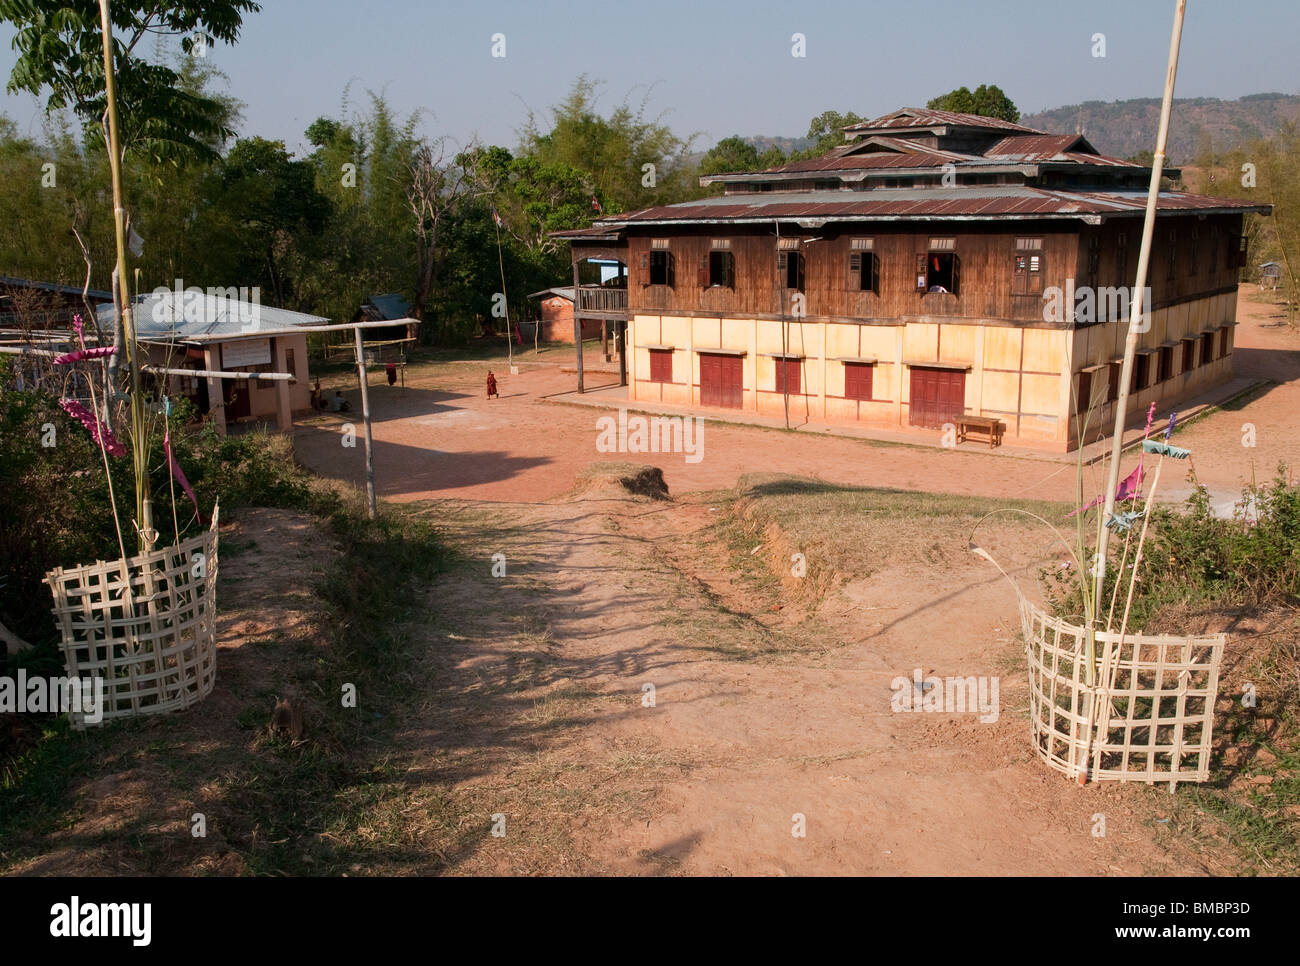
[577,285,628,315]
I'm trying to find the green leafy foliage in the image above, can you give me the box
[0,0,260,165]
[0,371,327,650]
[1044,466,1300,630]
[926,84,1020,123]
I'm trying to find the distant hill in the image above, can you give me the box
[1021,93,1300,163]
[744,134,813,156]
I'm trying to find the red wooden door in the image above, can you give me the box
[699,353,742,409]
[909,367,965,428]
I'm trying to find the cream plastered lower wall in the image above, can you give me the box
[627,295,1233,452]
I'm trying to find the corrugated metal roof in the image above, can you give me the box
[984,133,1085,160]
[844,108,1038,134]
[0,275,114,302]
[528,287,575,300]
[583,187,1269,227]
[364,293,411,321]
[97,292,329,341]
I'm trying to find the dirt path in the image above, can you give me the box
[410,480,1214,875]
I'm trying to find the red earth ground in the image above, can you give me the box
[278,286,1297,875]
[294,286,1298,514]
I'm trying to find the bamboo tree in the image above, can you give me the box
[1092,0,1187,635]
[97,0,152,548]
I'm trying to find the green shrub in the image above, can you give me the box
[1045,464,1300,628]
[0,377,329,653]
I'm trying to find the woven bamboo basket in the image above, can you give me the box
[1021,598,1224,789]
[43,509,220,729]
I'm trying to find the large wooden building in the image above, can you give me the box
[557,108,1269,450]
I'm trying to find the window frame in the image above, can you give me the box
[843,361,874,401]
[704,249,736,289]
[918,249,960,295]
[774,356,802,395]
[640,248,675,288]
[777,251,806,292]
[648,347,673,384]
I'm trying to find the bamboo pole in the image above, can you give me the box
[1092,0,1187,627]
[354,326,377,520]
[97,0,152,549]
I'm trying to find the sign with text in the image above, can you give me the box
[221,338,272,369]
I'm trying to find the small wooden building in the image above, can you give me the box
[527,287,604,343]
[0,276,114,330]
[98,291,327,435]
[555,108,1270,451]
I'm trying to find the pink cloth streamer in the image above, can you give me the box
[59,399,127,457]
[164,424,204,524]
[53,346,116,365]
[1069,464,1146,517]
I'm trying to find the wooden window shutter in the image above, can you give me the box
[1029,254,1043,295]
[848,252,861,290]
[867,254,878,293]
[777,251,788,274]
[699,255,709,288]
[666,251,676,288]
[725,252,735,288]
[796,253,805,291]
[916,253,927,291]
[1013,254,1026,295]
[638,251,650,286]
[951,254,961,294]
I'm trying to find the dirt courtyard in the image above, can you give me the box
[295,287,1299,513]
[280,287,1297,875]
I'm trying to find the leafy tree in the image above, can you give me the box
[802,110,866,157]
[0,0,261,166]
[700,136,762,175]
[1201,123,1300,324]
[196,137,331,306]
[927,84,1020,123]
[518,75,698,213]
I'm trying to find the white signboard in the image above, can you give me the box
[221,338,272,369]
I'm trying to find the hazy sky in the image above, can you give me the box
[1,0,1297,155]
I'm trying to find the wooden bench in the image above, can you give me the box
[957,415,1005,449]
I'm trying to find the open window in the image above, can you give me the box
[700,250,735,288]
[778,251,805,291]
[917,249,959,295]
[848,238,878,294]
[848,252,879,293]
[638,249,675,287]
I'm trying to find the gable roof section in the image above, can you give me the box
[98,293,329,342]
[844,107,1038,135]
